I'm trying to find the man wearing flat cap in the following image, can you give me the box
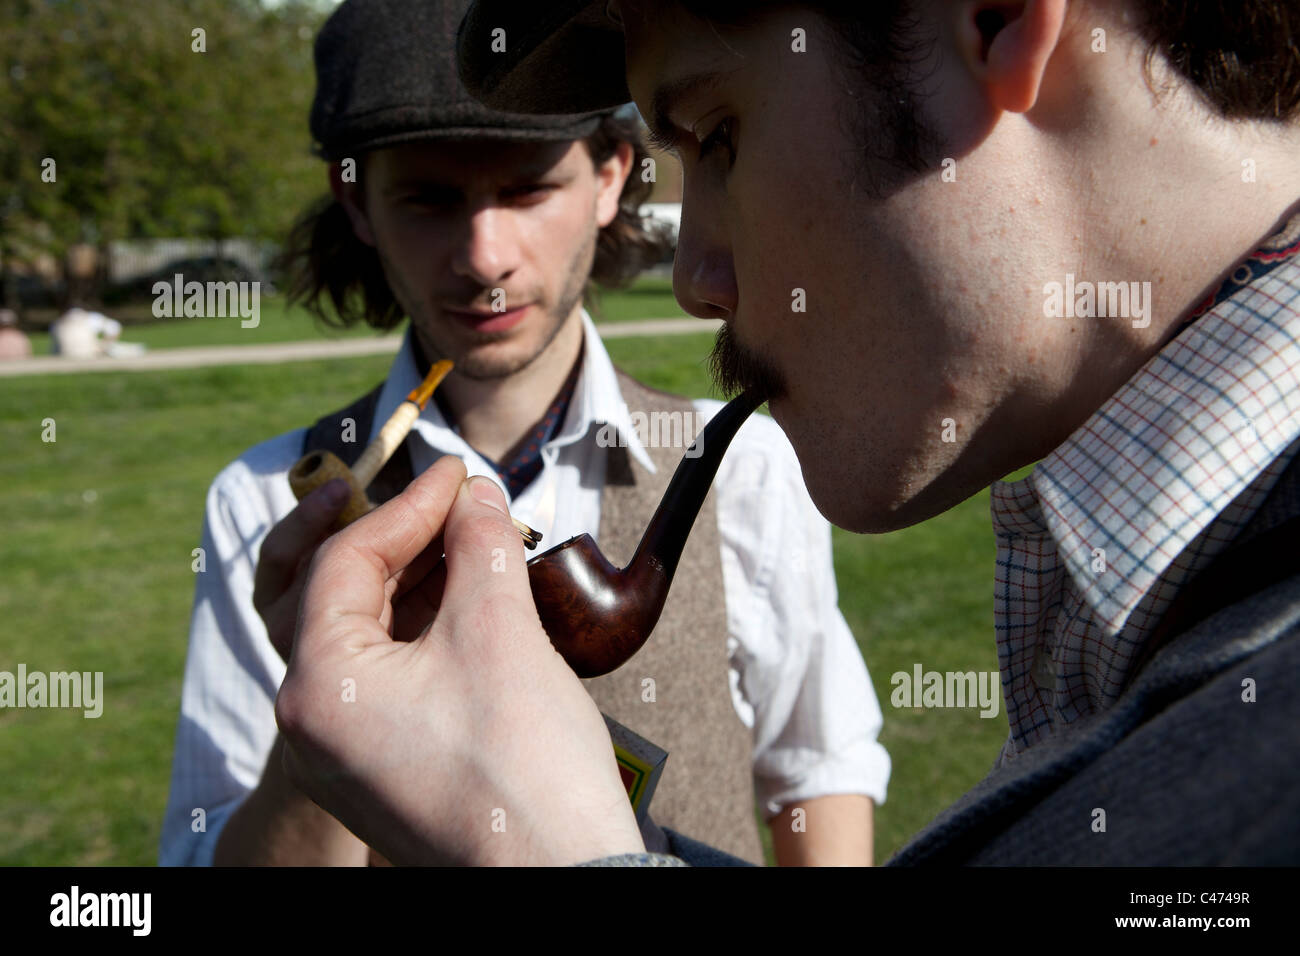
[159,0,890,867]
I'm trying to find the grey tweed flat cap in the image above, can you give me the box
[456,1,630,115]
[310,0,612,160]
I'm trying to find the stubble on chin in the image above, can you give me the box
[391,226,596,382]
[427,321,561,381]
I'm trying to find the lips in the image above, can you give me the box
[443,303,532,334]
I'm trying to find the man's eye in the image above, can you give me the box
[698,118,736,166]
[401,189,457,207]
[503,184,555,201]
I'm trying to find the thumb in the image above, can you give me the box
[438,476,536,637]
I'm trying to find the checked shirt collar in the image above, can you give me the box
[990,209,1300,762]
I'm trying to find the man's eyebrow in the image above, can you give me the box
[648,69,731,149]
[379,176,458,195]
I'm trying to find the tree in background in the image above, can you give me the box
[0,0,331,313]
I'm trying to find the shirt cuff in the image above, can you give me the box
[573,829,758,867]
[757,737,892,817]
[575,854,689,867]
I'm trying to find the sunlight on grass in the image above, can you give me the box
[22,277,687,355]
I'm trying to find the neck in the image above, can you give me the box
[1002,38,1300,467]
[416,306,585,463]
[1045,31,1300,347]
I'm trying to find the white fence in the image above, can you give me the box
[108,238,277,283]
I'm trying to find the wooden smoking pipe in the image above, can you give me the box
[286,358,542,549]
[526,389,762,678]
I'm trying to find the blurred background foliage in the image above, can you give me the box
[0,0,331,309]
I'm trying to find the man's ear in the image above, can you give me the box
[594,140,635,229]
[329,161,377,248]
[961,0,1067,113]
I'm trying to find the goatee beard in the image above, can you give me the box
[708,322,784,404]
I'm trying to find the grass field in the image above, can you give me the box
[20,276,688,355]
[0,313,1012,866]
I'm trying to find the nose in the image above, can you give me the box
[451,205,521,288]
[672,180,737,320]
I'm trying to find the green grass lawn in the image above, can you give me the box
[21,277,686,355]
[585,275,687,324]
[0,328,1010,866]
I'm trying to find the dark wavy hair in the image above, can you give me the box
[277,109,673,330]
[1137,0,1300,121]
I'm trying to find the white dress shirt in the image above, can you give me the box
[159,310,890,865]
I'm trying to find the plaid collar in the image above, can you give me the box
[990,209,1300,755]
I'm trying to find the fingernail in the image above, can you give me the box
[320,479,349,506]
[467,476,507,514]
